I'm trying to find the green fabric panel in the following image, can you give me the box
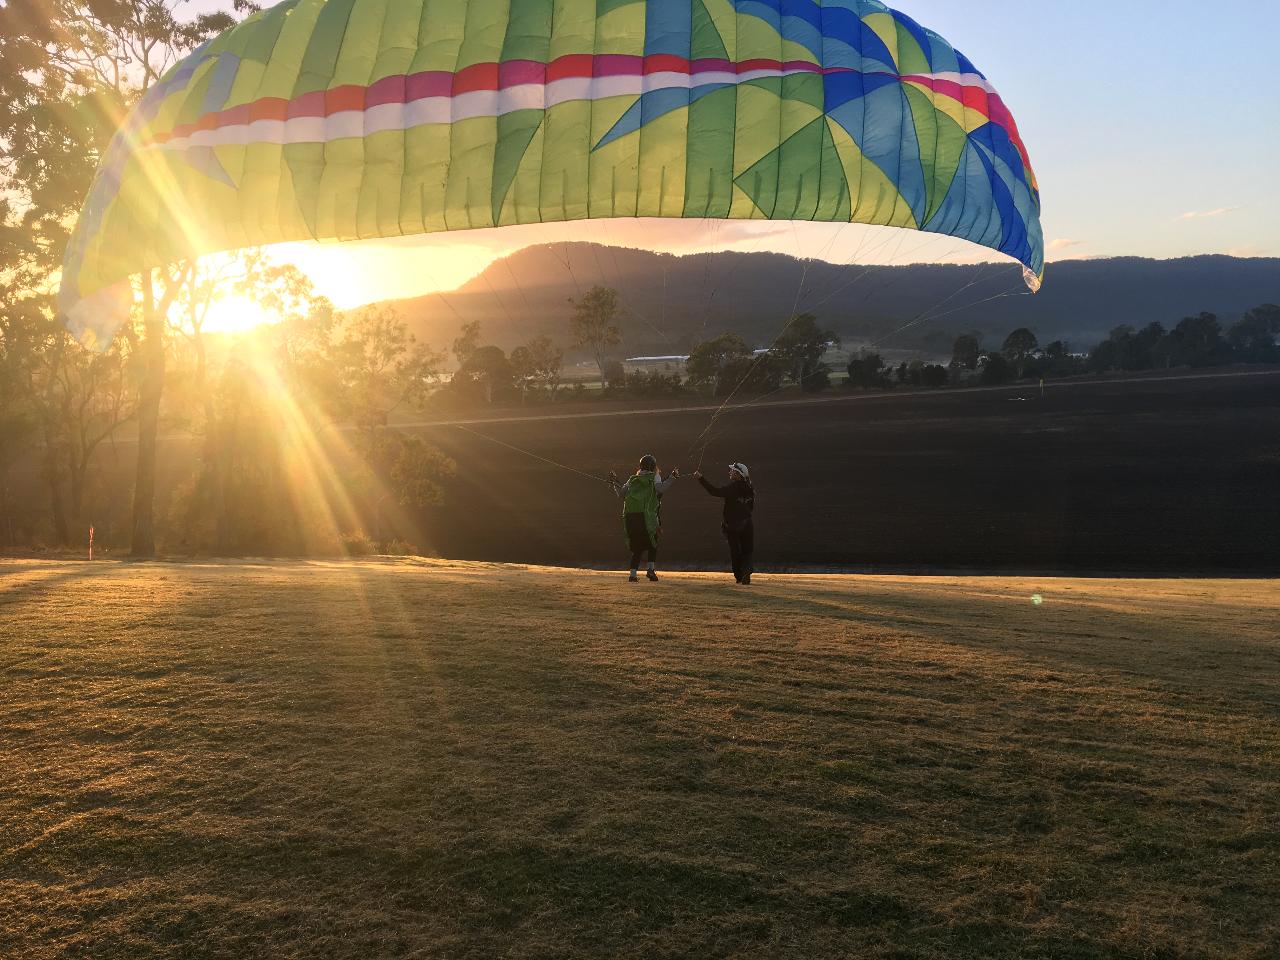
[815,118,852,222]
[733,119,784,218]
[893,18,931,76]
[370,0,426,81]
[902,83,938,223]
[315,138,366,239]
[332,0,389,87]
[540,0,596,222]
[495,0,552,222]
[236,142,284,240]
[258,0,323,101]
[731,77,781,177]
[356,129,407,238]
[500,120,546,223]
[906,85,967,225]
[492,110,545,224]
[444,0,510,231]
[271,144,311,240]
[226,59,267,110]
[174,62,216,127]
[682,85,736,218]
[636,109,690,217]
[595,0,645,56]
[690,0,728,62]
[547,0,597,61]
[701,0,738,54]
[284,142,326,237]
[293,0,359,96]
[734,3,782,61]
[215,134,248,202]
[238,0,298,66]
[542,100,593,221]
[456,0,510,69]
[597,0,642,18]
[409,0,468,73]
[444,119,499,230]
[501,0,554,63]
[399,124,452,234]
[588,97,641,218]
[734,107,849,224]
[826,119,916,230]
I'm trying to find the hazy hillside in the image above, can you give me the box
[385,246,1279,359]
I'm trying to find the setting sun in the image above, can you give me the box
[268,236,501,309]
[198,292,280,334]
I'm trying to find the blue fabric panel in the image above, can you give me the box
[644,0,694,57]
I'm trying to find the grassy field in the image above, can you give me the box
[2,559,1278,959]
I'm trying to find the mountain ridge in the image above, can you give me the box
[381,246,1279,358]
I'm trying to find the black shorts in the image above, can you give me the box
[625,513,655,553]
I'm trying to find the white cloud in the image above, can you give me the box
[1049,238,1085,251]
[1176,207,1240,222]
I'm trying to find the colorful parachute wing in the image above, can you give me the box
[60,0,1043,347]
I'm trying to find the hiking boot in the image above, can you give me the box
[646,570,659,582]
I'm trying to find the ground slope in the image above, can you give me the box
[2,560,1278,959]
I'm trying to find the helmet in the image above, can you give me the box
[639,454,657,472]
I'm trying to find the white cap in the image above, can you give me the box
[730,462,750,481]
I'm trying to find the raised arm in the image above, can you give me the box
[654,470,681,495]
[697,476,730,498]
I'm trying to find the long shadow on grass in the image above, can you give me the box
[705,580,1280,706]
[0,563,106,606]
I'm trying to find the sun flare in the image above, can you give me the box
[198,293,280,335]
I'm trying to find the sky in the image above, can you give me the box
[259,0,1280,307]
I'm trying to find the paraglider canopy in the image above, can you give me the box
[60,0,1044,348]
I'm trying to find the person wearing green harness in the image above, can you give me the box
[609,455,681,581]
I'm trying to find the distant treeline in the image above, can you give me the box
[848,305,1280,393]
[446,295,1280,404]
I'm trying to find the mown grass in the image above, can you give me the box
[1,560,1277,959]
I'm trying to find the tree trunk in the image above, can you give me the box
[131,281,168,558]
[193,332,231,554]
[40,416,71,546]
[46,455,70,547]
[67,448,85,542]
[210,422,232,554]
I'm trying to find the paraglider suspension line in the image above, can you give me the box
[453,423,613,486]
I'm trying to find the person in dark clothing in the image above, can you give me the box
[609,455,680,581]
[694,462,755,584]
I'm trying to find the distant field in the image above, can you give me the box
[9,369,1275,572]
[413,370,1280,573]
[2,559,1278,958]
